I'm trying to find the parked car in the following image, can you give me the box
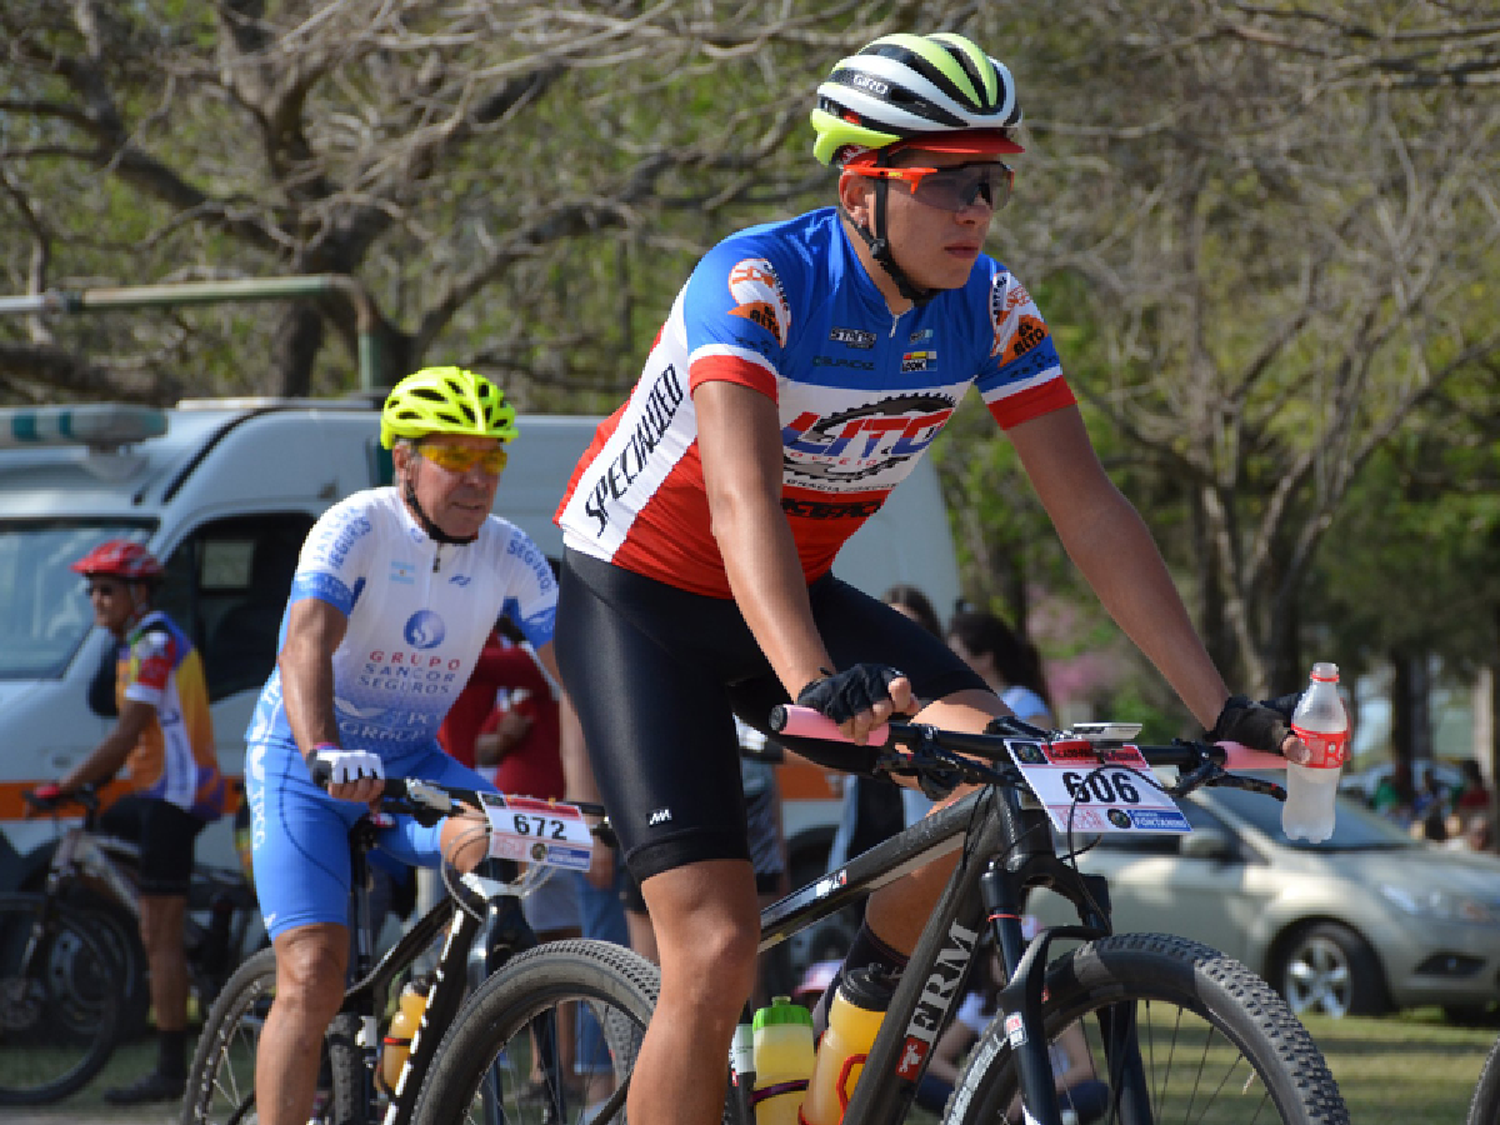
[1029,782,1500,1019]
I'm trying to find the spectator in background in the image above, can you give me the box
[34,540,225,1104]
[1454,760,1492,818]
[823,586,943,875]
[947,607,1055,727]
[1371,762,1417,828]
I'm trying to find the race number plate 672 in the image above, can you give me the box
[478,793,594,871]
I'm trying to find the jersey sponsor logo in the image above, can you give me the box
[584,365,686,533]
[812,355,875,371]
[726,258,790,347]
[896,918,979,1079]
[900,350,936,374]
[448,574,471,586]
[1000,315,1049,364]
[910,327,934,343]
[829,326,876,349]
[390,559,416,585]
[648,808,672,826]
[309,513,372,569]
[403,609,446,649]
[781,496,883,520]
[782,394,955,484]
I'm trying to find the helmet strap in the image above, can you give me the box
[842,176,938,308]
[402,474,479,546]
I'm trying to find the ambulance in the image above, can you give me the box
[0,397,961,895]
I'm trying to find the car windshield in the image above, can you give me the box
[0,520,155,679]
[1208,781,1418,852]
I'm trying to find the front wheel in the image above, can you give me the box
[411,938,660,1125]
[1468,1033,1500,1125]
[181,946,362,1125]
[947,933,1349,1125]
[0,892,124,1105]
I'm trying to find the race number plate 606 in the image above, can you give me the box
[478,793,594,871]
[1005,738,1190,835]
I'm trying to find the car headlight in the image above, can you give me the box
[1379,883,1500,925]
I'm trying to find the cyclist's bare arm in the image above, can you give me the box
[695,379,912,742]
[542,639,615,888]
[1009,408,1236,727]
[58,698,154,792]
[279,597,381,803]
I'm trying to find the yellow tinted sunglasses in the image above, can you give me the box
[418,441,509,475]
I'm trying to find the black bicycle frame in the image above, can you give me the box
[752,777,1142,1125]
[337,824,536,1125]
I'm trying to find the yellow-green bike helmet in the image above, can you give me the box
[811,32,1024,166]
[380,366,518,450]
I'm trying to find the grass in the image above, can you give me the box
[1304,1009,1496,1125]
[13,1009,1499,1124]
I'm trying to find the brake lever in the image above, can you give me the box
[1211,773,1287,802]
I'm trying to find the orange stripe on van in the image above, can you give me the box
[0,778,244,821]
[776,761,839,801]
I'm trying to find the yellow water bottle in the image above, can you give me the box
[800,968,894,1125]
[750,996,816,1125]
[379,979,429,1092]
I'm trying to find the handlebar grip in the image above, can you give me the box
[1216,741,1289,771]
[769,704,890,746]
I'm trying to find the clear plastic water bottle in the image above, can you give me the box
[1283,662,1349,843]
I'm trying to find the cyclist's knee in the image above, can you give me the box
[273,924,349,1016]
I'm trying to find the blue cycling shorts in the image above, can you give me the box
[245,736,494,940]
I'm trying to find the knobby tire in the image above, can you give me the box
[947,933,1349,1125]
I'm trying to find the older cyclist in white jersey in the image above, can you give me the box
[244,367,581,1125]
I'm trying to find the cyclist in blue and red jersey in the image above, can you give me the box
[554,31,1310,1125]
[242,366,583,1125]
[37,539,224,1103]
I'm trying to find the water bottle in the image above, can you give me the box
[379,978,430,1092]
[749,996,815,1125]
[1283,662,1349,843]
[800,967,894,1125]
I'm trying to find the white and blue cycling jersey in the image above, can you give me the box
[244,486,557,938]
[246,487,556,764]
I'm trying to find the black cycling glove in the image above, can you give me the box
[796,663,904,726]
[1208,693,1301,754]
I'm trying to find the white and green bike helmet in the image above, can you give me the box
[811,32,1024,167]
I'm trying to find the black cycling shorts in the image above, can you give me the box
[99,794,208,896]
[555,549,984,885]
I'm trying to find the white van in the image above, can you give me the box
[0,398,960,889]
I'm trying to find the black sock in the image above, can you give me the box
[158,1028,187,1079]
[811,921,908,1036]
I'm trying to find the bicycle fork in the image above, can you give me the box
[982,807,1154,1125]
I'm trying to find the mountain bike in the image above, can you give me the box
[409,707,1350,1125]
[0,784,259,1105]
[181,775,622,1125]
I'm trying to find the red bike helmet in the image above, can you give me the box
[70,539,164,581]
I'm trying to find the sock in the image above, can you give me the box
[811,922,908,1037]
[158,1028,188,1079]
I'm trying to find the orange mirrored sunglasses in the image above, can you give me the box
[418,441,509,475]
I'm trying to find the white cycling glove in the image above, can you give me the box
[309,744,385,786]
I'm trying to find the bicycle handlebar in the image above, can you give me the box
[769,704,1288,799]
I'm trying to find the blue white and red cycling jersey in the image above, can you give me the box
[556,206,1074,597]
[246,487,557,763]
